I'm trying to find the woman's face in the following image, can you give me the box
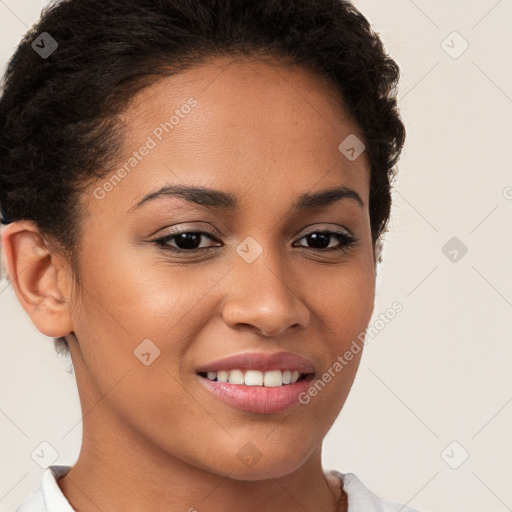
[66,57,376,479]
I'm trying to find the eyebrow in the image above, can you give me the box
[130,183,364,213]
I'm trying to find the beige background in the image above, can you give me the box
[1,1,511,511]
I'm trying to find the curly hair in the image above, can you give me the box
[0,0,405,358]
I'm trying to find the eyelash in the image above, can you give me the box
[151,229,357,254]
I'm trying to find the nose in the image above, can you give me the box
[220,246,310,337]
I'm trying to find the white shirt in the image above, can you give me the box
[14,465,420,512]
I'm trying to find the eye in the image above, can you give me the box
[151,227,357,254]
[152,230,221,252]
[293,230,357,252]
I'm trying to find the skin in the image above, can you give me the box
[2,56,376,512]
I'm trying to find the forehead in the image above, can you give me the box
[98,56,370,212]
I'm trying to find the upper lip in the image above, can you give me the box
[196,351,315,374]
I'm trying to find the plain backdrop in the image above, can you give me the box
[1,1,511,511]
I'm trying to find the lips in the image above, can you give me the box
[196,351,316,414]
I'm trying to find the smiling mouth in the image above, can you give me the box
[197,369,310,387]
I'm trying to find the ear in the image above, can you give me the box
[1,221,74,338]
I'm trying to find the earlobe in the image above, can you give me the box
[1,221,74,338]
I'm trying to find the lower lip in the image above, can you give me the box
[197,374,315,414]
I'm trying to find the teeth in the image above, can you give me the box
[217,370,229,383]
[263,370,282,387]
[228,369,244,384]
[244,370,263,386]
[203,369,305,386]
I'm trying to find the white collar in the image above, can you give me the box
[326,469,385,511]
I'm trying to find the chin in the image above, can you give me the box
[193,436,317,482]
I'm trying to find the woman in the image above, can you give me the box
[0,0,410,510]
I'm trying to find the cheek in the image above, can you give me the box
[72,238,227,339]
[68,249,206,447]
[306,256,375,396]
[68,245,235,414]
[312,259,376,341]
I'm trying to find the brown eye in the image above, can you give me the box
[294,230,357,252]
[153,231,221,252]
